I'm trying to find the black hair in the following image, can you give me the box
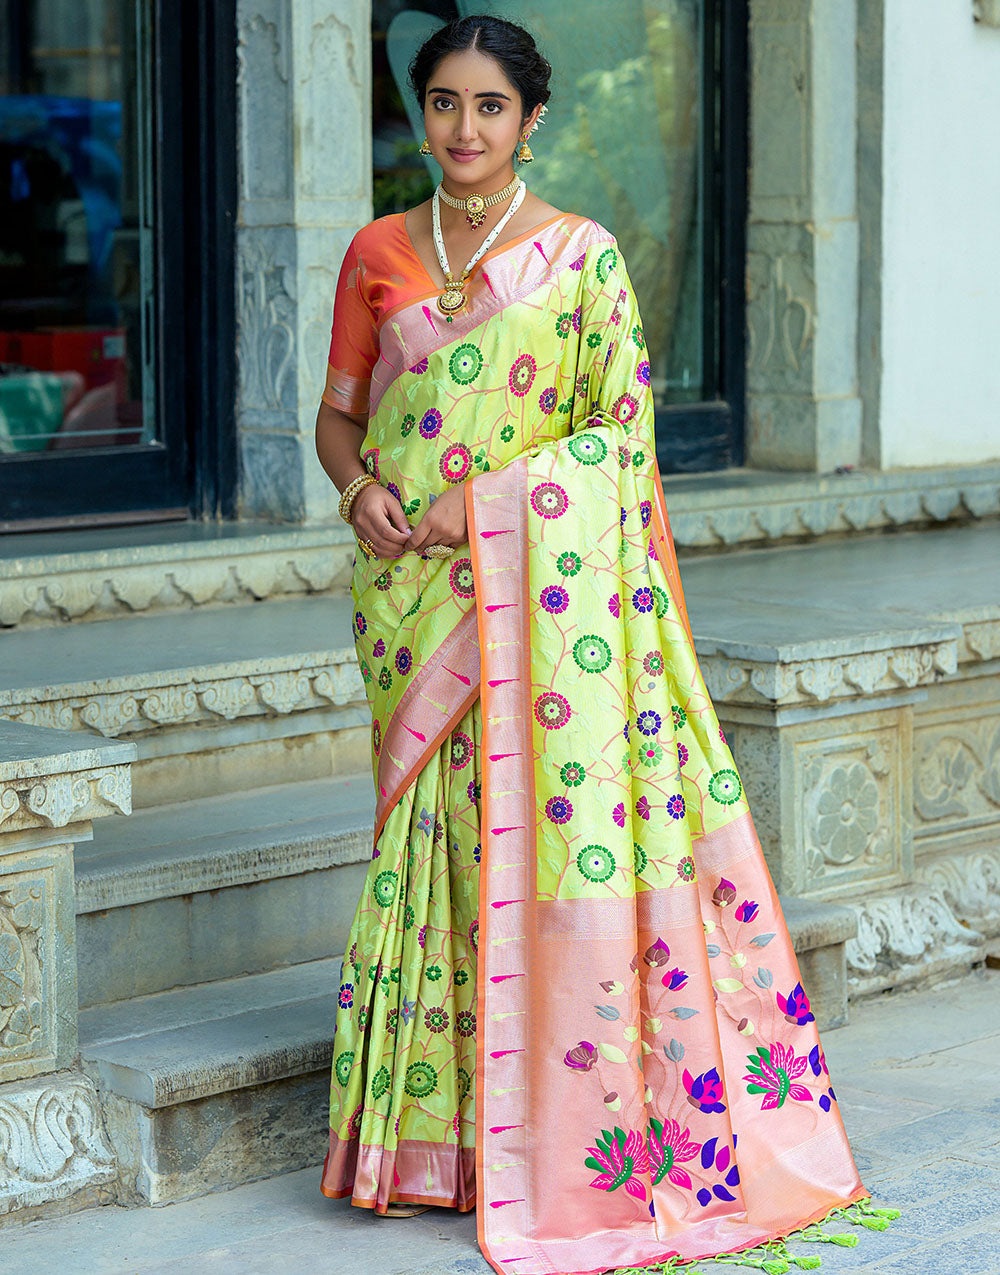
[408,14,552,124]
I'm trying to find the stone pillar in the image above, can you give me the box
[235,0,372,523]
[746,0,863,471]
[696,621,990,996]
[0,721,134,1223]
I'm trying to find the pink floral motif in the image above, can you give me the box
[585,1127,650,1201]
[735,899,759,923]
[613,802,626,828]
[440,443,472,483]
[683,1066,726,1114]
[539,583,569,614]
[509,353,537,397]
[565,1040,598,1070]
[643,938,670,967]
[744,1043,813,1110]
[635,795,651,821]
[534,691,572,730]
[608,592,621,618]
[529,482,568,519]
[612,393,638,424]
[662,967,688,991]
[647,1118,701,1188]
[712,877,737,907]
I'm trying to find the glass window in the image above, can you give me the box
[0,0,154,457]
[372,1,744,471]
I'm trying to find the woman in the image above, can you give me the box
[315,16,893,1275]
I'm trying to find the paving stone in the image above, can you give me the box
[9,973,1000,1274]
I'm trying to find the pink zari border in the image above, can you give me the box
[374,605,481,845]
[466,462,540,1269]
[321,1131,476,1212]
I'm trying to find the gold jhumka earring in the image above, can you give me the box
[418,137,432,155]
[517,134,534,163]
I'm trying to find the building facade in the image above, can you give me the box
[0,0,998,1226]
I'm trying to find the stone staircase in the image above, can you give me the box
[1,516,996,1225]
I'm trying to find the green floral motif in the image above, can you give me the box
[631,324,645,349]
[557,550,582,576]
[672,705,687,730]
[378,666,392,691]
[373,870,398,908]
[621,750,633,773]
[596,248,618,283]
[632,449,646,468]
[577,843,616,884]
[357,1005,369,1031]
[371,1065,391,1101]
[568,433,608,466]
[426,964,443,981]
[449,343,483,385]
[454,968,469,986]
[500,422,515,443]
[573,635,613,673]
[709,768,743,805]
[633,841,648,876]
[404,1060,439,1098]
[401,412,416,436]
[335,1050,355,1086]
[560,760,586,786]
[403,904,415,930]
[587,331,603,348]
[404,593,423,618]
[402,497,422,518]
[638,739,664,767]
[651,585,669,617]
[359,659,372,684]
[390,966,400,983]
[555,311,573,338]
[557,399,573,414]
[457,1066,472,1101]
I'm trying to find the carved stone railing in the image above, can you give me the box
[0,719,134,1223]
[703,607,1000,996]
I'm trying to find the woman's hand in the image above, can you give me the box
[351,482,411,559]
[403,484,468,555]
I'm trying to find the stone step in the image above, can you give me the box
[77,893,854,1208]
[78,959,340,1205]
[0,594,368,806]
[0,520,356,629]
[74,772,375,1006]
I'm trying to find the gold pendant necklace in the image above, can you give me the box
[437,175,520,229]
[431,179,526,318]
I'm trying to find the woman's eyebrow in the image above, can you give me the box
[428,86,512,101]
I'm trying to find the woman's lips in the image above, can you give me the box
[447,148,484,163]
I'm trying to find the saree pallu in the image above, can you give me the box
[321,215,866,1274]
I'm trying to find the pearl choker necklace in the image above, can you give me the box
[432,177,526,318]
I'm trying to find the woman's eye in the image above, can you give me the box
[482,102,502,114]
[432,97,454,110]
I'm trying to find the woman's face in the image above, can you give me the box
[423,48,540,189]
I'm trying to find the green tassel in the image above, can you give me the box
[790,1258,822,1270]
[760,1260,790,1274]
[830,1234,859,1247]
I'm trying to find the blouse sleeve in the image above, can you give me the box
[322,232,378,417]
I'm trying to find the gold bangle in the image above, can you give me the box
[339,473,378,523]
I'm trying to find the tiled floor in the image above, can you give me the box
[6,969,999,1274]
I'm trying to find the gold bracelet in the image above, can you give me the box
[339,473,378,524]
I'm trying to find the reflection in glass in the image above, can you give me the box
[373,0,707,413]
[0,0,154,456]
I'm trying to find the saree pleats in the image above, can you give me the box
[322,698,482,1211]
[322,213,867,1273]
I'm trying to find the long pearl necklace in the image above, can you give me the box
[432,177,526,318]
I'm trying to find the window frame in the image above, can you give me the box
[0,0,237,531]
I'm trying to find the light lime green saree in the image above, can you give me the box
[321,213,877,1275]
